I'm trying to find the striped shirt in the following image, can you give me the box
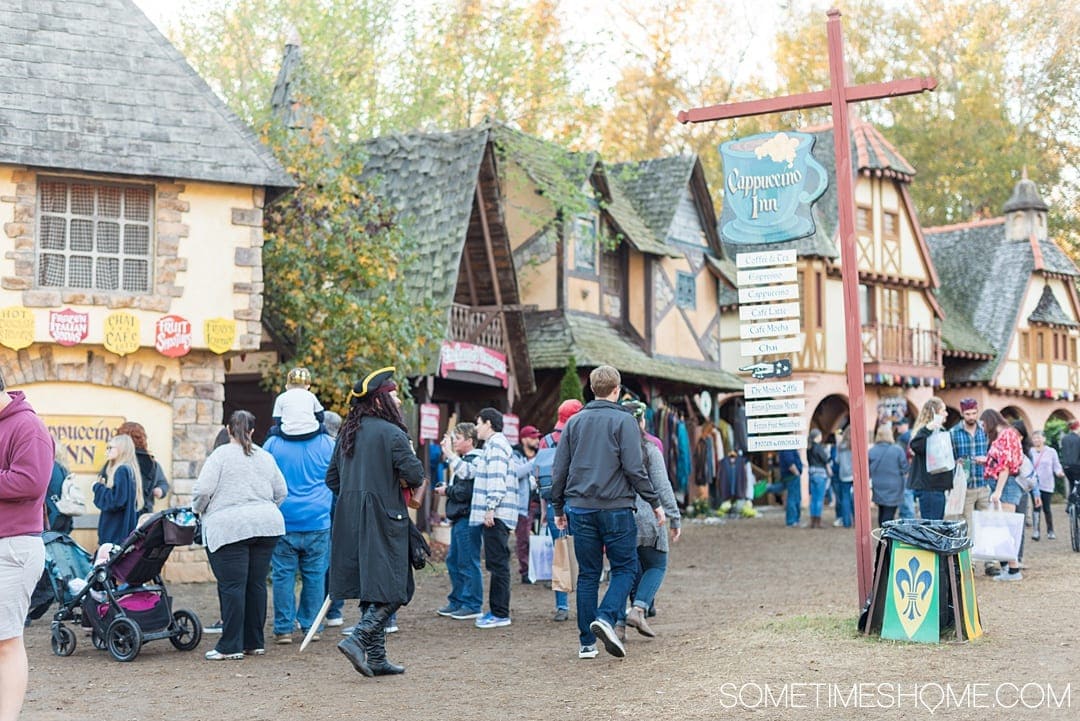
[448,432,518,529]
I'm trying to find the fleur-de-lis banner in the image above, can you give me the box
[882,543,939,643]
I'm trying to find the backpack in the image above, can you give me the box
[534,432,559,501]
[52,473,87,517]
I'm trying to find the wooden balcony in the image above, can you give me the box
[449,303,506,350]
[861,323,942,375]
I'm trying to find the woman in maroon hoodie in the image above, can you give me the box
[0,375,55,721]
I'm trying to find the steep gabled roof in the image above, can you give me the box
[609,155,697,242]
[491,123,678,258]
[926,215,1080,383]
[360,127,492,312]
[526,311,741,390]
[1028,285,1079,327]
[0,0,292,188]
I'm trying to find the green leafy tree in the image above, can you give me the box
[173,0,592,143]
[261,121,441,412]
[559,356,583,406]
[771,0,1080,245]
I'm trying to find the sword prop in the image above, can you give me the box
[300,595,333,652]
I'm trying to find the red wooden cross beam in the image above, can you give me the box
[679,8,936,605]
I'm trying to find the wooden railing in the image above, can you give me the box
[861,324,941,367]
[449,303,506,350]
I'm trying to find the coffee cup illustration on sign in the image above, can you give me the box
[719,131,828,244]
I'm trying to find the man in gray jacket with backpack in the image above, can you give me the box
[552,365,664,660]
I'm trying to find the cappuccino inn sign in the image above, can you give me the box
[722,130,829,452]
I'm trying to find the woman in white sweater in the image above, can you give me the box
[192,410,286,660]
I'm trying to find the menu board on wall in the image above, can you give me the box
[104,312,140,356]
[0,306,34,351]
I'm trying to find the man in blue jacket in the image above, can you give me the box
[264,433,334,644]
[552,365,664,660]
[778,446,803,527]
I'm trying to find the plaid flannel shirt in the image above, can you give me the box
[950,422,988,486]
[448,432,518,530]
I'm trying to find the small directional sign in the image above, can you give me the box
[745,398,806,416]
[737,266,798,286]
[747,416,806,434]
[740,336,803,357]
[736,249,797,268]
[744,380,804,399]
[748,435,805,452]
[739,359,793,380]
[738,284,800,304]
[740,319,801,340]
[739,301,801,321]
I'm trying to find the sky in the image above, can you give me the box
[131,0,788,96]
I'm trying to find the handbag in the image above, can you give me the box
[925,428,955,475]
[1016,452,1041,493]
[408,520,430,570]
[970,506,1023,561]
[944,462,968,516]
[551,534,577,593]
[527,527,553,583]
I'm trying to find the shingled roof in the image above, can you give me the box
[1028,285,1079,328]
[0,0,292,189]
[360,127,490,312]
[926,214,1079,383]
[357,124,534,392]
[526,311,742,390]
[491,123,677,258]
[609,156,697,243]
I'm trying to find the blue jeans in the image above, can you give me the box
[783,474,802,526]
[446,518,483,613]
[899,488,916,519]
[617,545,667,625]
[915,490,946,521]
[836,480,853,527]
[271,529,330,635]
[545,505,568,611]
[568,508,638,646]
[809,470,828,518]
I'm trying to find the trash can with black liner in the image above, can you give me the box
[858,518,982,643]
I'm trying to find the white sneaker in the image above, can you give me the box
[325,617,344,627]
[589,619,626,658]
[994,571,1023,581]
[578,644,598,659]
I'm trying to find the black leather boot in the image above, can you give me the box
[366,604,404,676]
[336,604,376,677]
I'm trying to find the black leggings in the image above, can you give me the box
[1038,490,1054,532]
[878,505,897,527]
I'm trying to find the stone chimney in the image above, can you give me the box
[1002,167,1049,243]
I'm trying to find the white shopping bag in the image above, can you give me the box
[944,462,968,517]
[528,527,553,583]
[925,428,956,474]
[970,507,1023,562]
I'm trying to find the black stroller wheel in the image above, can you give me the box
[51,625,76,657]
[169,609,202,651]
[106,618,142,662]
[1070,503,1080,552]
[91,626,106,650]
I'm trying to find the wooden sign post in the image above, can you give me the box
[679,8,936,603]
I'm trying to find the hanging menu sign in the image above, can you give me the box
[0,306,34,351]
[154,315,192,358]
[104,312,140,356]
[204,318,236,355]
[49,308,89,347]
[734,241,806,453]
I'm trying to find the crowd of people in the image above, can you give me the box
[779,395,1077,582]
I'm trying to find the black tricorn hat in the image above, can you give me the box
[349,366,397,404]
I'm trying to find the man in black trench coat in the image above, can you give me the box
[328,367,425,677]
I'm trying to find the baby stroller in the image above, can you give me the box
[29,532,95,623]
[50,507,203,662]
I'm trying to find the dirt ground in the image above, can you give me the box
[20,505,1080,721]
